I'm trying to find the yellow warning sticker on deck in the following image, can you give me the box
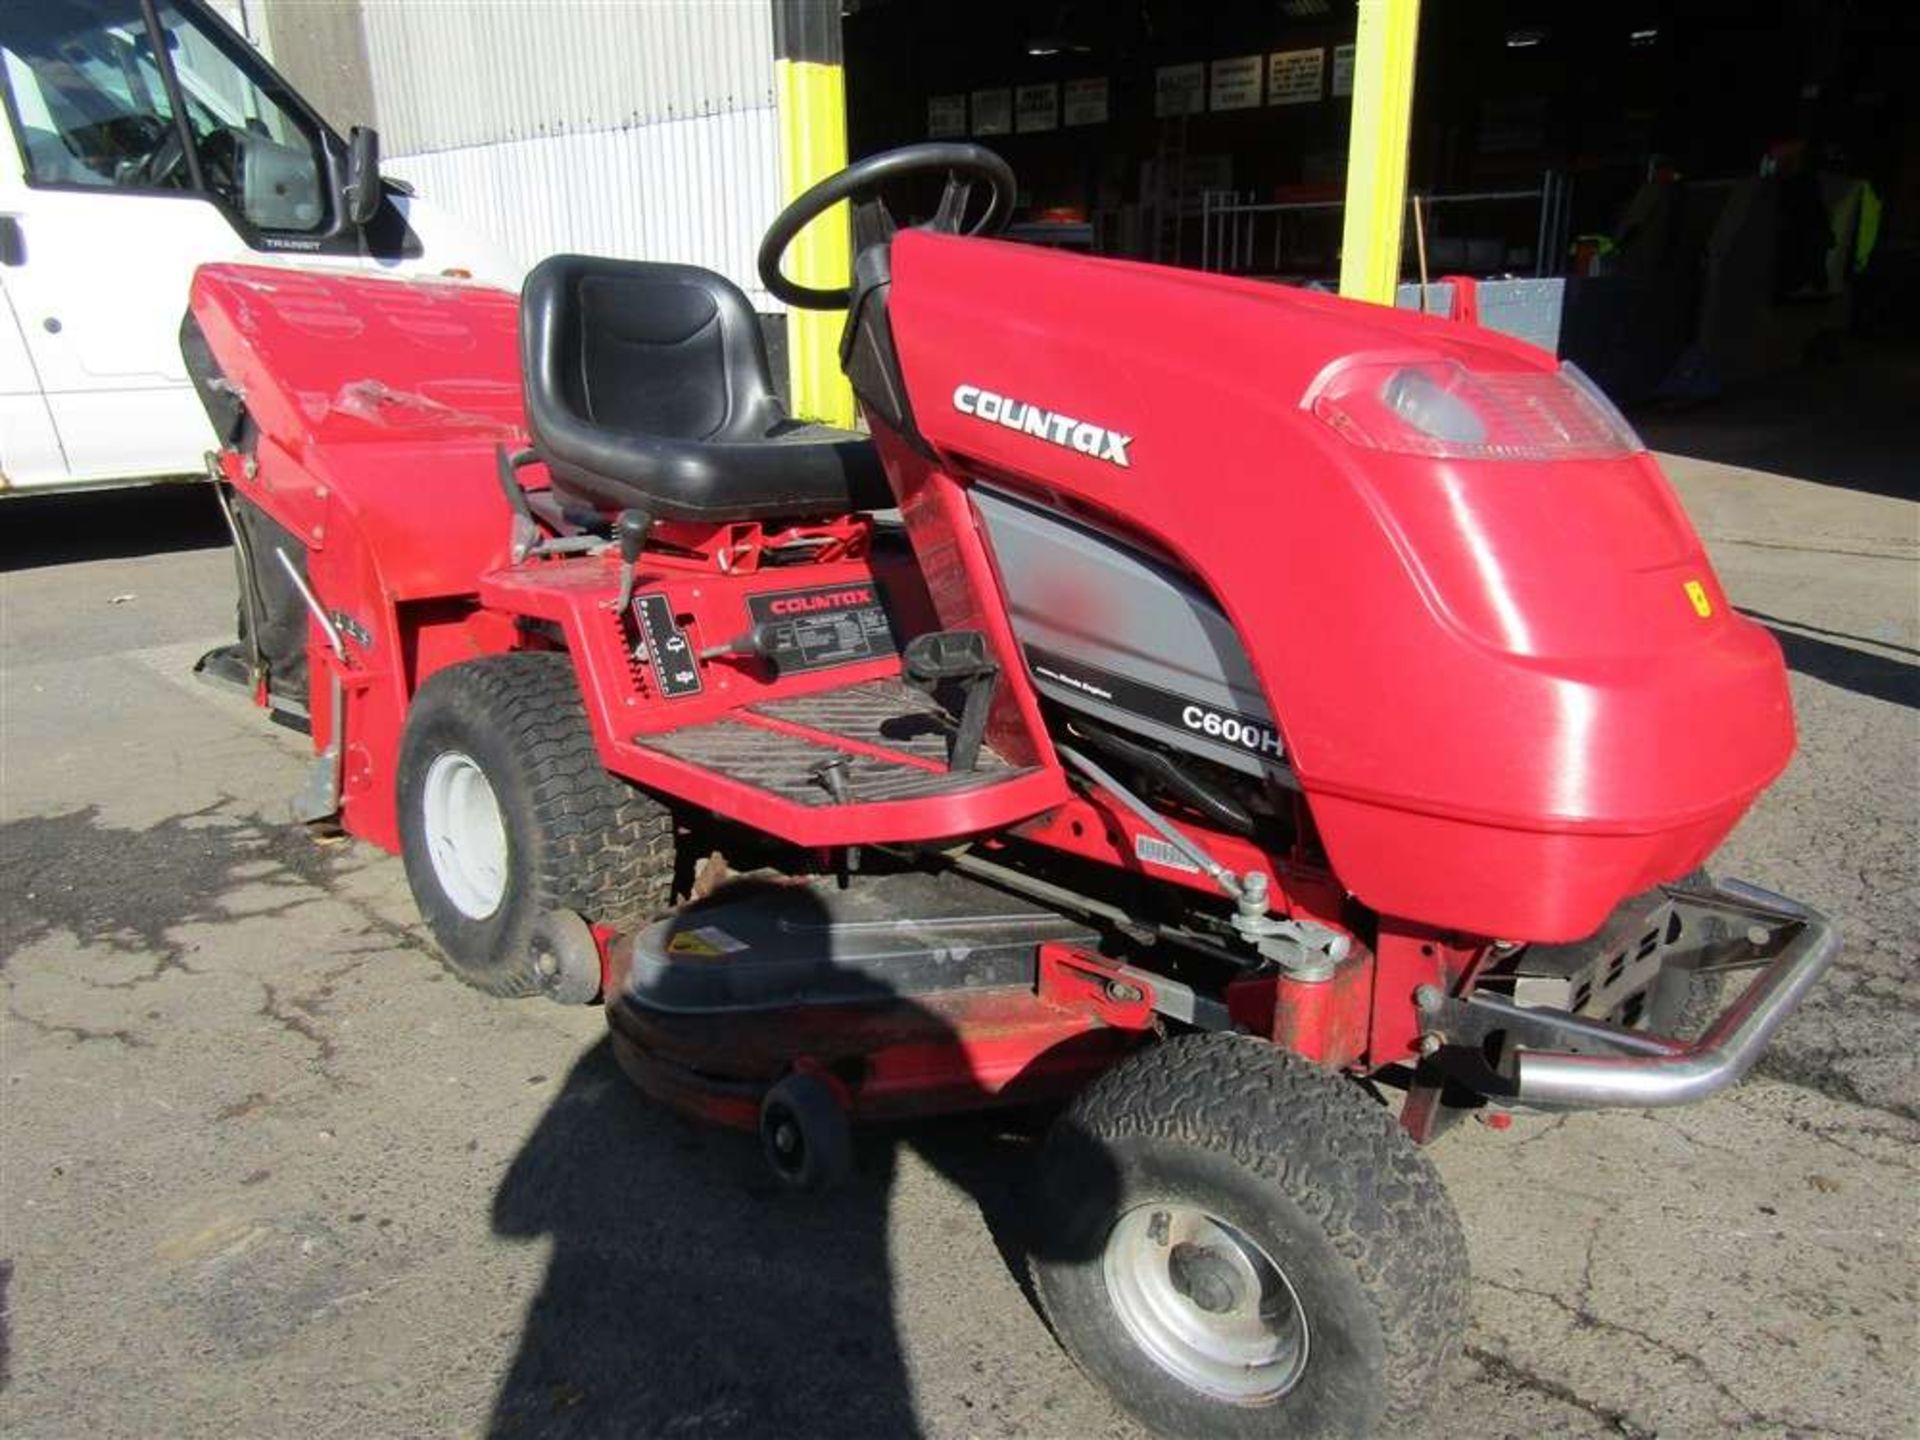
[1684,580,1713,617]
[667,926,748,958]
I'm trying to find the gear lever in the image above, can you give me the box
[613,507,652,613]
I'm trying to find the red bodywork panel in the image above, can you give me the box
[887,231,1795,941]
[193,268,531,849]
[192,263,1070,854]
[473,549,1068,847]
[605,943,1163,1130]
[609,984,1144,1130]
[189,235,1798,1087]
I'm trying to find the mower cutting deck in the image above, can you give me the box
[186,142,1835,1439]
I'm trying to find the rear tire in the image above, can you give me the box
[396,652,675,996]
[1031,1035,1467,1440]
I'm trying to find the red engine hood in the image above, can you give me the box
[889,231,1794,941]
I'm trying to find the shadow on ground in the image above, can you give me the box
[1746,610,1920,710]
[1634,336,1920,503]
[0,484,228,573]
[487,1038,1068,1439]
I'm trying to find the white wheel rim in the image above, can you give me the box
[420,750,510,920]
[1102,1202,1311,1405]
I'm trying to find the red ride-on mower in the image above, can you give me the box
[187,143,1836,1437]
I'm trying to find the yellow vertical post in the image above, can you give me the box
[772,1,856,427]
[1337,0,1423,304]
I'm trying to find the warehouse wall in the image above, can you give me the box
[254,0,783,307]
[256,0,376,139]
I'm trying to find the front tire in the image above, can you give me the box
[396,653,675,996]
[1031,1035,1467,1440]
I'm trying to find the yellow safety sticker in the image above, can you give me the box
[666,925,747,959]
[1684,580,1713,618]
[667,933,723,957]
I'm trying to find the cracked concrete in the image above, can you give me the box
[0,434,1913,1440]
[257,980,342,1078]
[4,1007,147,1049]
[1464,1343,1657,1440]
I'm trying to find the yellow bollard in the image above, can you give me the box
[1337,0,1423,305]
[773,3,857,428]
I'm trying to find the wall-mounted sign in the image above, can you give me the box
[927,93,966,138]
[1016,82,1058,132]
[1154,62,1204,117]
[1063,76,1108,126]
[1331,43,1356,98]
[1268,47,1325,105]
[1210,54,1263,111]
[971,87,1011,135]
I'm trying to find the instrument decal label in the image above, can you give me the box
[634,592,702,699]
[746,583,897,674]
[1026,646,1285,763]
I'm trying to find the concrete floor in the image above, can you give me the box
[1,412,1914,1437]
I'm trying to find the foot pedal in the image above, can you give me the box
[903,630,999,771]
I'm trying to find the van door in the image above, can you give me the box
[0,228,68,489]
[0,0,338,487]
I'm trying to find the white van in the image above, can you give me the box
[0,0,519,495]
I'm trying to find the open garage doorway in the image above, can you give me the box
[843,0,1920,500]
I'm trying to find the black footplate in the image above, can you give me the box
[623,870,1095,1015]
[638,678,1023,806]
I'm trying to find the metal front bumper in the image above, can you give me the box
[1423,878,1840,1110]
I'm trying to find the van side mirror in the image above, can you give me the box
[343,126,382,227]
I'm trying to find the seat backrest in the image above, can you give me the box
[521,256,784,444]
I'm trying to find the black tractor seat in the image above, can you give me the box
[519,254,892,522]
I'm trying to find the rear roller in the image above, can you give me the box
[528,908,603,1005]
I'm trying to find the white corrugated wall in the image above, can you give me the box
[362,0,782,307]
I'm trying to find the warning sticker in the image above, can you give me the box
[745,583,897,674]
[666,925,749,958]
[1135,833,1201,874]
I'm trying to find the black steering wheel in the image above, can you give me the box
[134,122,189,189]
[757,142,1016,311]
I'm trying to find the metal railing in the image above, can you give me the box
[1199,170,1573,280]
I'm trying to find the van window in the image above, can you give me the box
[0,2,187,192]
[0,0,327,233]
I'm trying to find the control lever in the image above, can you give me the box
[612,507,652,613]
[902,630,999,772]
[811,754,853,804]
[699,621,782,663]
